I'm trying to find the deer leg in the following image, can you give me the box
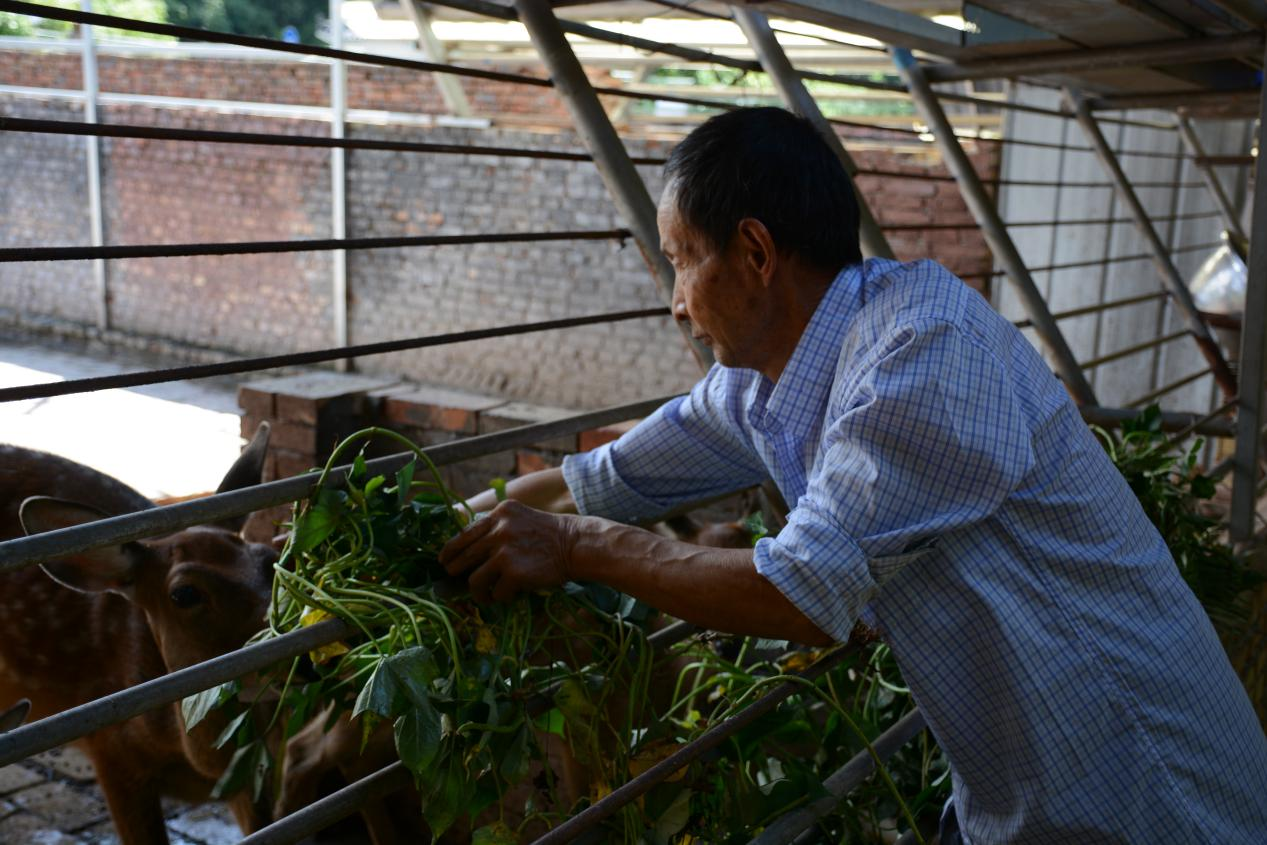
[88,747,170,845]
[226,790,270,834]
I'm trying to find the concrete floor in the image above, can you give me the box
[0,338,244,501]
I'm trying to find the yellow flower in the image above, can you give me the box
[301,608,349,664]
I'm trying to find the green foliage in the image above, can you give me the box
[1092,405,1263,635]
[190,427,937,841]
[9,0,173,40]
[163,0,327,45]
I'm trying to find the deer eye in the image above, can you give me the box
[169,584,205,609]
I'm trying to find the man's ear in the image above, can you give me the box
[735,217,778,285]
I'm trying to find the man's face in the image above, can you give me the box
[658,187,764,370]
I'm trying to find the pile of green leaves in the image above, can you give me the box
[1091,405,1263,635]
[184,428,939,842]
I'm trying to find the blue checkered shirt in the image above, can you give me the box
[563,258,1267,843]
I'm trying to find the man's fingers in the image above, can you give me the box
[442,528,501,576]
[439,512,497,567]
[468,557,501,603]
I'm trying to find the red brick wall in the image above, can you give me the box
[1,48,998,407]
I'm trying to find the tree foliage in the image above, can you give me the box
[163,0,327,45]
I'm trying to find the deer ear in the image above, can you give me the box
[213,421,271,533]
[19,497,141,597]
[0,699,29,734]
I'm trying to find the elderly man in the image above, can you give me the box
[440,107,1267,843]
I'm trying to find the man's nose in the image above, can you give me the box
[671,286,689,324]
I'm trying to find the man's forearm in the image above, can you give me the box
[464,467,577,514]
[568,516,833,646]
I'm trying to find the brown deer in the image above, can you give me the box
[0,424,278,845]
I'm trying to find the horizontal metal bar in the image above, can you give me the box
[1127,368,1214,408]
[0,0,552,88]
[1079,404,1236,438]
[854,168,956,182]
[1174,240,1225,254]
[889,209,1220,234]
[1089,87,1260,112]
[530,648,853,845]
[0,1,743,114]
[0,228,630,263]
[0,617,350,768]
[0,308,669,403]
[1079,329,1190,370]
[747,708,928,845]
[922,32,1264,84]
[0,394,682,572]
[1165,398,1238,448]
[1012,291,1169,329]
[1195,155,1255,167]
[0,116,668,166]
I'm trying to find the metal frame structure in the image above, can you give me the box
[0,0,1263,841]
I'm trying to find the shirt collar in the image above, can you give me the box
[748,261,872,437]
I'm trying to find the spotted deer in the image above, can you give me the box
[0,425,278,845]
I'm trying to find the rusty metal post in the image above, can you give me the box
[1229,52,1267,541]
[512,0,712,369]
[1176,114,1249,244]
[892,48,1097,406]
[732,8,894,261]
[1063,87,1237,398]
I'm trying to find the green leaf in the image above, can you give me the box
[652,786,693,844]
[394,701,442,775]
[180,680,237,732]
[292,506,339,553]
[212,709,252,750]
[396,459,416,509]
[490,477,507,502]
[471,822,517,845]
[211,741,261,800]
[497,724,532,783]
[353,660,399,721]
[384,647,438,710]
[422,755,469,840]
[534,707,566,738]
[352,453,367,480]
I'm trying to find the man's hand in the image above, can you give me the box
[439,500,577,602]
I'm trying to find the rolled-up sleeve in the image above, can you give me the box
[562,365,767,523]
[754,319,1036,641]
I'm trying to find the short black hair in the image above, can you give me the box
[664,107,862,272]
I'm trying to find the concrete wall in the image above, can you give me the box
[995,83,1249,414]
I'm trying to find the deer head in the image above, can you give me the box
[16,423,278,676]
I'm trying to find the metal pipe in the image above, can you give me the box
[1127,368,1213,408]
[1177,115,1249,243]
[1164,397,1238,448]
[0,116,669,165]
[0,307,670,403]
[80,0,107,330]
[511,0,712,371]
[0,618,351,767]
[0,228,631,263]
[731,8,894,261]
[922,32,1264,83]
[747,708,927,845]
[1229,40,1267,541]
[1079,329,1190,370]
[1078,404,1236,437]
[1012,287,1169,329]
[0,393,684,571]
[529,648,854,845]
[1195,155,1255,167]
[1064,87,1238,398]
[1088,87,1259,112]
[329,0,349,371]
[892,48,1097,406]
